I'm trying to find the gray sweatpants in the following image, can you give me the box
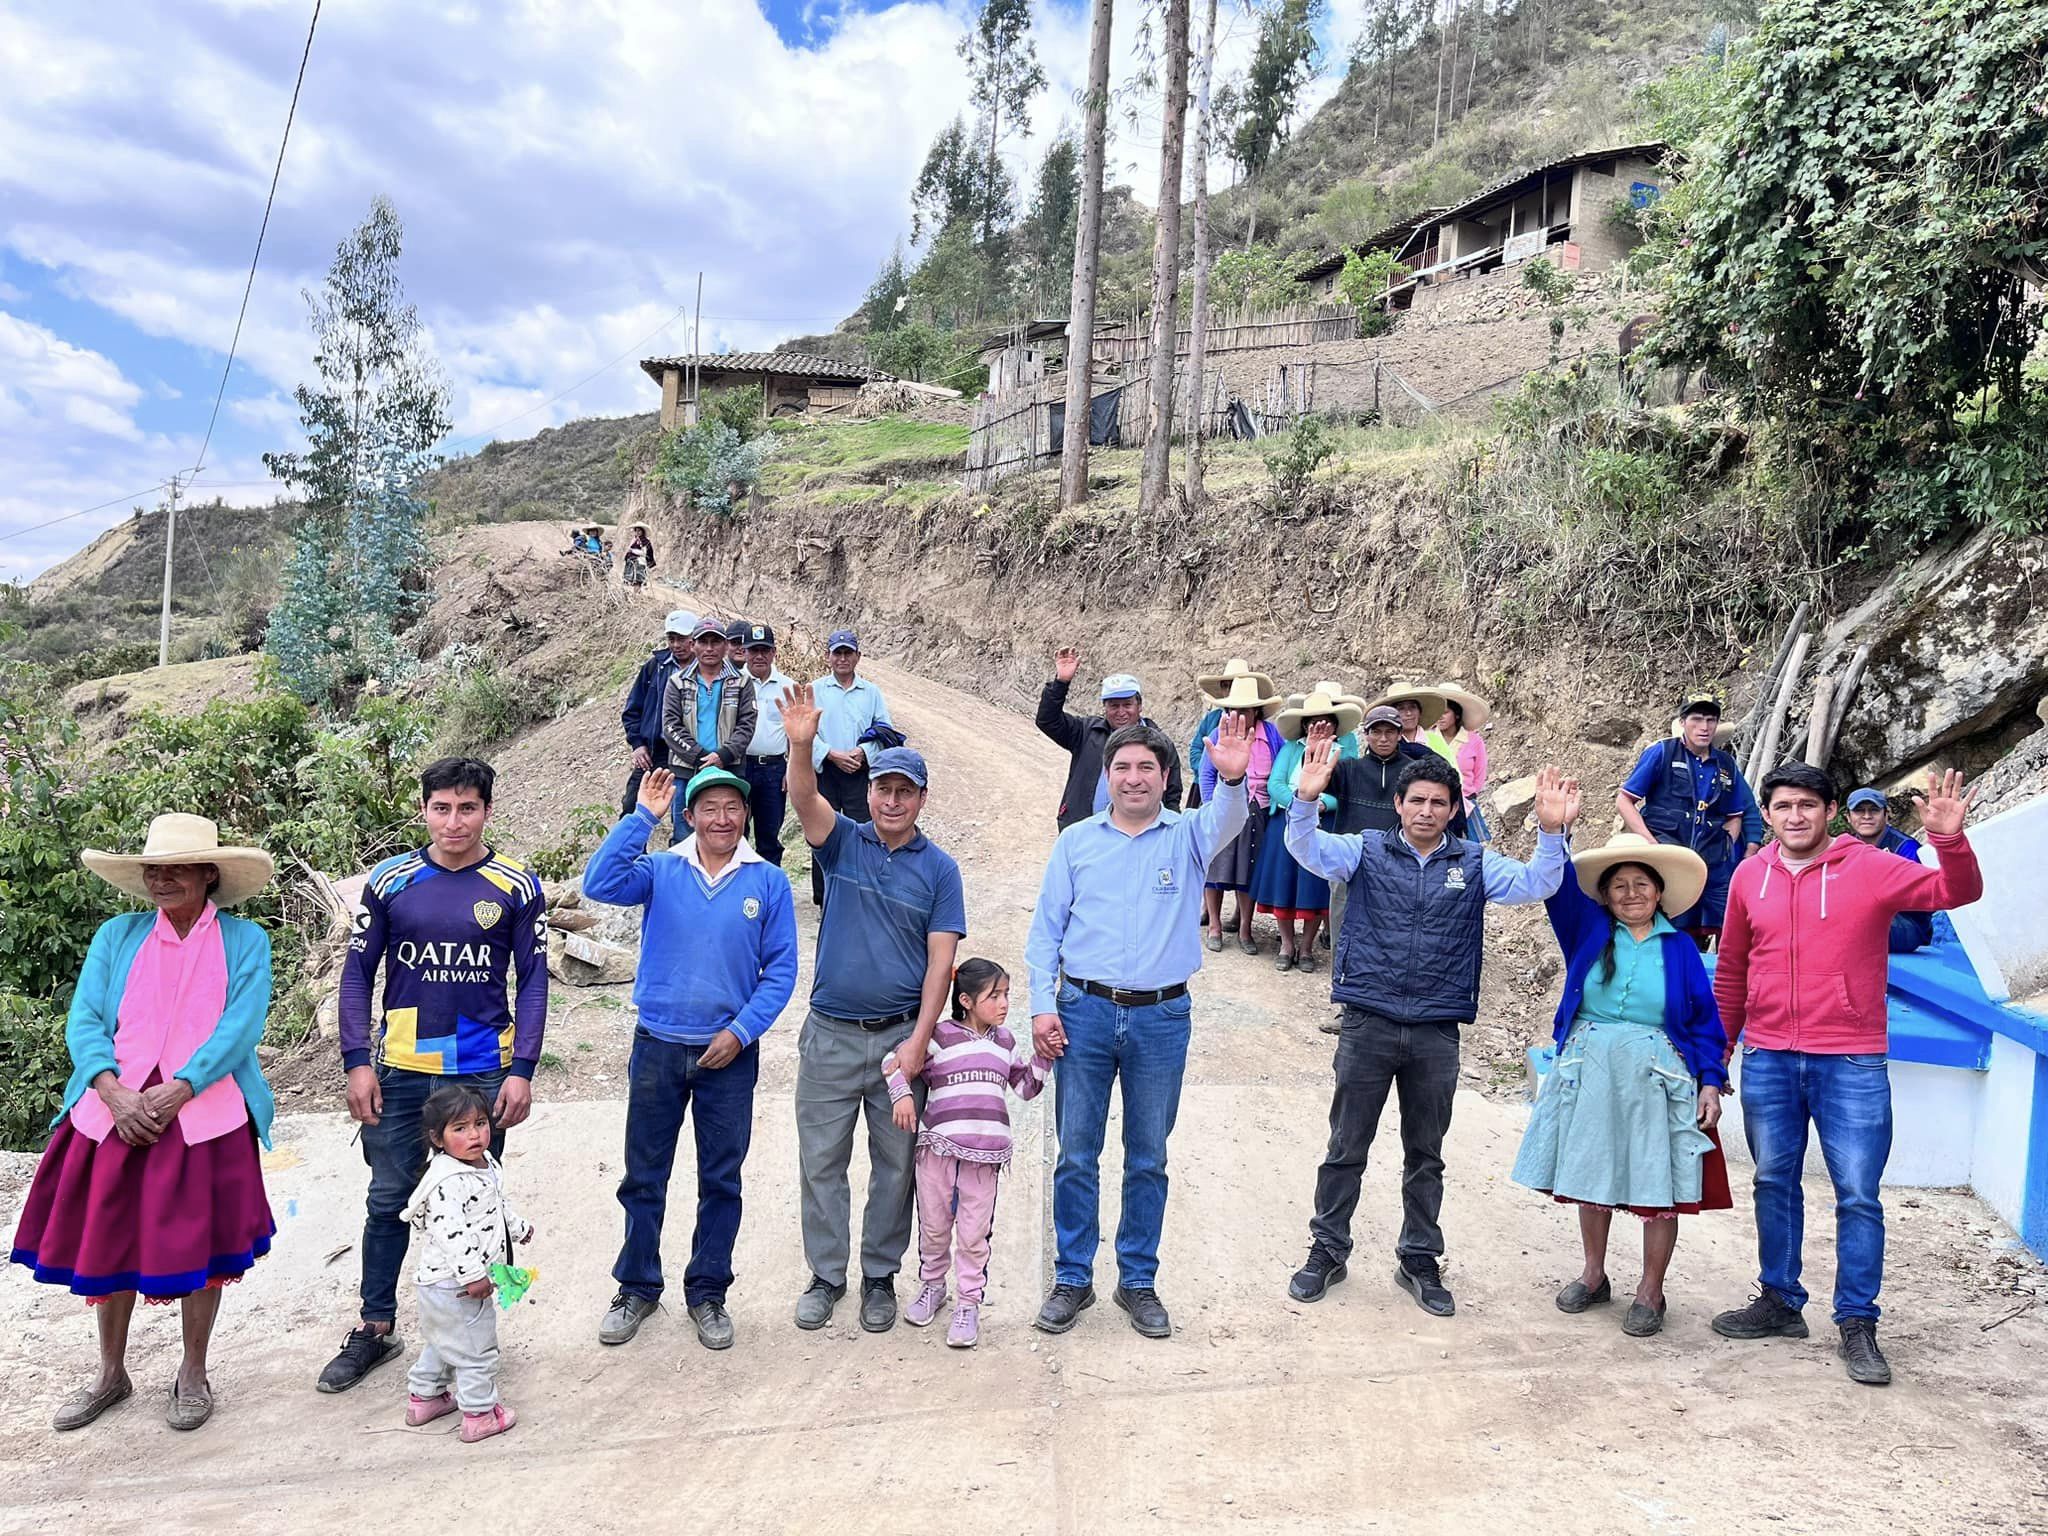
[409,1284,501,1413]
[795,1009,924,1288]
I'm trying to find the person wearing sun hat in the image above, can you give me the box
[1252,690,1364,973]
[1509,831,1733,1338]
[1431,685,1493,841]
[10,814,278,1433]
[1200,674,1285,954]
[1369,682,1453,760]
[1188,658,1276,812]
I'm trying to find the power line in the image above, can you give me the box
[0,484,172,546]
[439,303,688,454]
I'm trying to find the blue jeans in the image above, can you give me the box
[743,754,788,866]
[1051,982,1192,1290]
[1739,1046,1893,1322]
[359,1063,509,1324]
[613,1030,759,1306]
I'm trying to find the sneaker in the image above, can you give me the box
[946,1302,981,1348]
[1289,1245,1349,1303]
[794,1276,846,1331]
[859,1276,897,1333]
[1034,1283,1097,1334]
[1114,1285,1172,1338]
[1838,1319,1892,1386]
[904,1282,947,1328]
[1710,1289,1808,1340]
[405,1392,456,1427]
[599,1292,658,1346]
[1394,1255,1455,1317]
[688,1299,734,1351]
[459,1402,518,1443]
[316,1325,401,1394]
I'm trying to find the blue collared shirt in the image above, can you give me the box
[810,815,966,1020]
[1284,794,1569,904]
[1026,777,1250,1014]
[810,673,893,770]
[747,667,796,756]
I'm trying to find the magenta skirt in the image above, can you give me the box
[10,1105,274,1303]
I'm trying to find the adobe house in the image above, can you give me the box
[640,352,895,428]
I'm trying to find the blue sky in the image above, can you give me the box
[1,0,1352,581]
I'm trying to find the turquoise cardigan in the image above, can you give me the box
[60,910,277,1147]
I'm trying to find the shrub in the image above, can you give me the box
[701,384,766,441]
[1335,249,1403,338]
[1261,414,1337,510]
[434,662,551,755]
[526,803,616,883]
[654,421,770,516]
[0,992,69,1153]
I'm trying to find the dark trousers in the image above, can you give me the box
[613,1031,760,1307]
[1309,1006,1461,1264]
[621,741,684,837]
[743,754,788,867]
[811,759,871,905]
[359,1063,509,1324]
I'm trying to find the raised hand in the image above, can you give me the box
[781,681,821,748]
[1532,765,1580,833]
[637,767,677,820]
[1294,733,1339,803]
[1913,768,1975,838]
[1054,645,1081,683]
[1206,710,1255,784]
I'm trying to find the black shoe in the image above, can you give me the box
[599,1291,659,1345]
[1033,1283,1097,1334]
[1710,1289,1809,1340]
[689,1299,735,1351]
[315,1325,401,1394]
[1394,1255,1455,1317]
[1289,1245,1348,1303]
[1114,1286,1172,1338]
[794,1276,846,1330]
[858,1276,897,1333]
[1838,1319,1892,1386]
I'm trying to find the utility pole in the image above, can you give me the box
[157,473,182,669]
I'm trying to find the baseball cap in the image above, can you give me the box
[724,618,748,644]
[867,746,928,788]
[744,622,777,648]
[1677,692,1722,719]
[1846,788,1887,811]
[664,609,699,637]
[826,628,860,652]
[692,615,727,639]
[683,765,751,807]
[1100,673,1143,701]
[1363,704,1402,729]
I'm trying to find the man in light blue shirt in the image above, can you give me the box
[739,622,796,865]
[1025,714,1255,1341]
[807,628,893,905]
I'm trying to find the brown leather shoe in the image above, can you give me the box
[166,1377,213,1431]
[52,1375,131,1431]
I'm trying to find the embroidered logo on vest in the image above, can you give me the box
[1445,867,1468,891]
[743,897,761,919]
[472,899,505,928]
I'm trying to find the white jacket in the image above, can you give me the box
[402,1151,531,1287]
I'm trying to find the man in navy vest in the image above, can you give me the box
[1616,693,1760,948]
[1281,747,1579,1316]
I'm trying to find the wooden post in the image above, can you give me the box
[1818,643,1870,768]
[660,366,681,430]
[1753,631,1810,781]
[1059,0,1114,511]
[1137,0,1190,518]
[1804,674,1836,768]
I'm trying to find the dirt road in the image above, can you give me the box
[5,643,2047,1534]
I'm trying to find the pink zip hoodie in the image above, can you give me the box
[1714,831,1982,1055]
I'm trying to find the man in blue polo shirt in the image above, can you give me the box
[782,682,964,1335]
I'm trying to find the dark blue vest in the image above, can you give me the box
[1638,738,1741,861]
[1332,831,1488,1023]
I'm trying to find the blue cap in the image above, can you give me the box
[1846,788,1887,811]
[827,628,860,652]
[867,746,928,788]
[1100,673,1143,701]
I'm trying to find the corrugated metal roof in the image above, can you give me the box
[1298,207,1449,283]
[639,351,893,383]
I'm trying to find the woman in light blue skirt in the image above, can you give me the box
[1512,833,1733,1336]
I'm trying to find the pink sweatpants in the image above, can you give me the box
[915,1146,1001,1303]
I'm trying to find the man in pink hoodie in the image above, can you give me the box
[1709,762,1981,1386]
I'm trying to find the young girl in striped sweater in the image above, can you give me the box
[884,959,1051,1348]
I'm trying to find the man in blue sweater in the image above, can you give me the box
[583,764,798,1352]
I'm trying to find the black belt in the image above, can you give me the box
[1072,978,1188,1007]
[747,753,786,763]
[821,1007,919,1033]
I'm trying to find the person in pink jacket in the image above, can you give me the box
[1709,762,1981,1387]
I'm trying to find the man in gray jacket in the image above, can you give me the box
[664,615,757,771]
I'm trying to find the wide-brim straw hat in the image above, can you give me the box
[1572,832,1707,918]
[1368,682,1448,721]
[1198,657,1277,702]
[1277,689,1365,741]
[1211,674,1282,720]
[1671,717,1740,749]
[1435,683,1491,730]
[81,813,275,909]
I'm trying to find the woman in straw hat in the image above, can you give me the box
[1199,675,1284,953]
[1188,658,1276,813]
[1369,683,1454,762]
[10,814,278,1432]
[1432,685,1492,842]
[1253,691,1363,973]
[1510,831,1732,1337]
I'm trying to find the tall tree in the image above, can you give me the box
[1184,0,1221,501]
[860,241,911,333]
[958,0,1048,249]
[911,118,983,244]
[1024,132,1081,311]
[1059,0,1115,510]
[1138,0,1191,517]
[1228,0,1325,247]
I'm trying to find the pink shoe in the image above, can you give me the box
[459,1403,517,1443]
[405,1392,456,1427]
[946,1301,980,1348]
[904,1282,946,1328]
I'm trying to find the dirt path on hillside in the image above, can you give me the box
[5,613,2048,1534]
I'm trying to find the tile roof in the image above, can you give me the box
[639,351,893,384]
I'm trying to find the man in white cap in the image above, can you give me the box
[618,610,696,836]
[1037,646,1184,831]
[806,629,894,907]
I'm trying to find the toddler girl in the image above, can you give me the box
[399,1084,533,1442]
[884,959,1051,1347]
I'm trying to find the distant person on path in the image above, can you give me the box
[318,757,548,1396]
[1201,676,1284,955]
[619,609,696,835]
[1283,746,1576,1317]
[1710,764,1983,1387]
[782,684,965,1334]
[663,615,757,775]
[584,764,797,1353]
[622,524,657,587]
[883,958,1051,1348]
[1253,690,1363,973]
[10,814,277,1433]
[739,621,797,865]
[1026,713,1256,1340]
[1616,693,1761,948]
[1844,788,1936,953]
[1511,832,1732,1338]
[1433,689,1492,842]
[807,628,894,907]
[1037,646,1183,829]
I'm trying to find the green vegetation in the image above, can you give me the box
[758,417,970,497]
[432,655,553,755]
[525,803,615,883]
[654,419,771,516]
[1261,414,1339,510]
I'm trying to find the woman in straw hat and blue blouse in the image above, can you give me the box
[1253,689,1363,972]
[1511,830,1732,1337]
[10,814,277,1432]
